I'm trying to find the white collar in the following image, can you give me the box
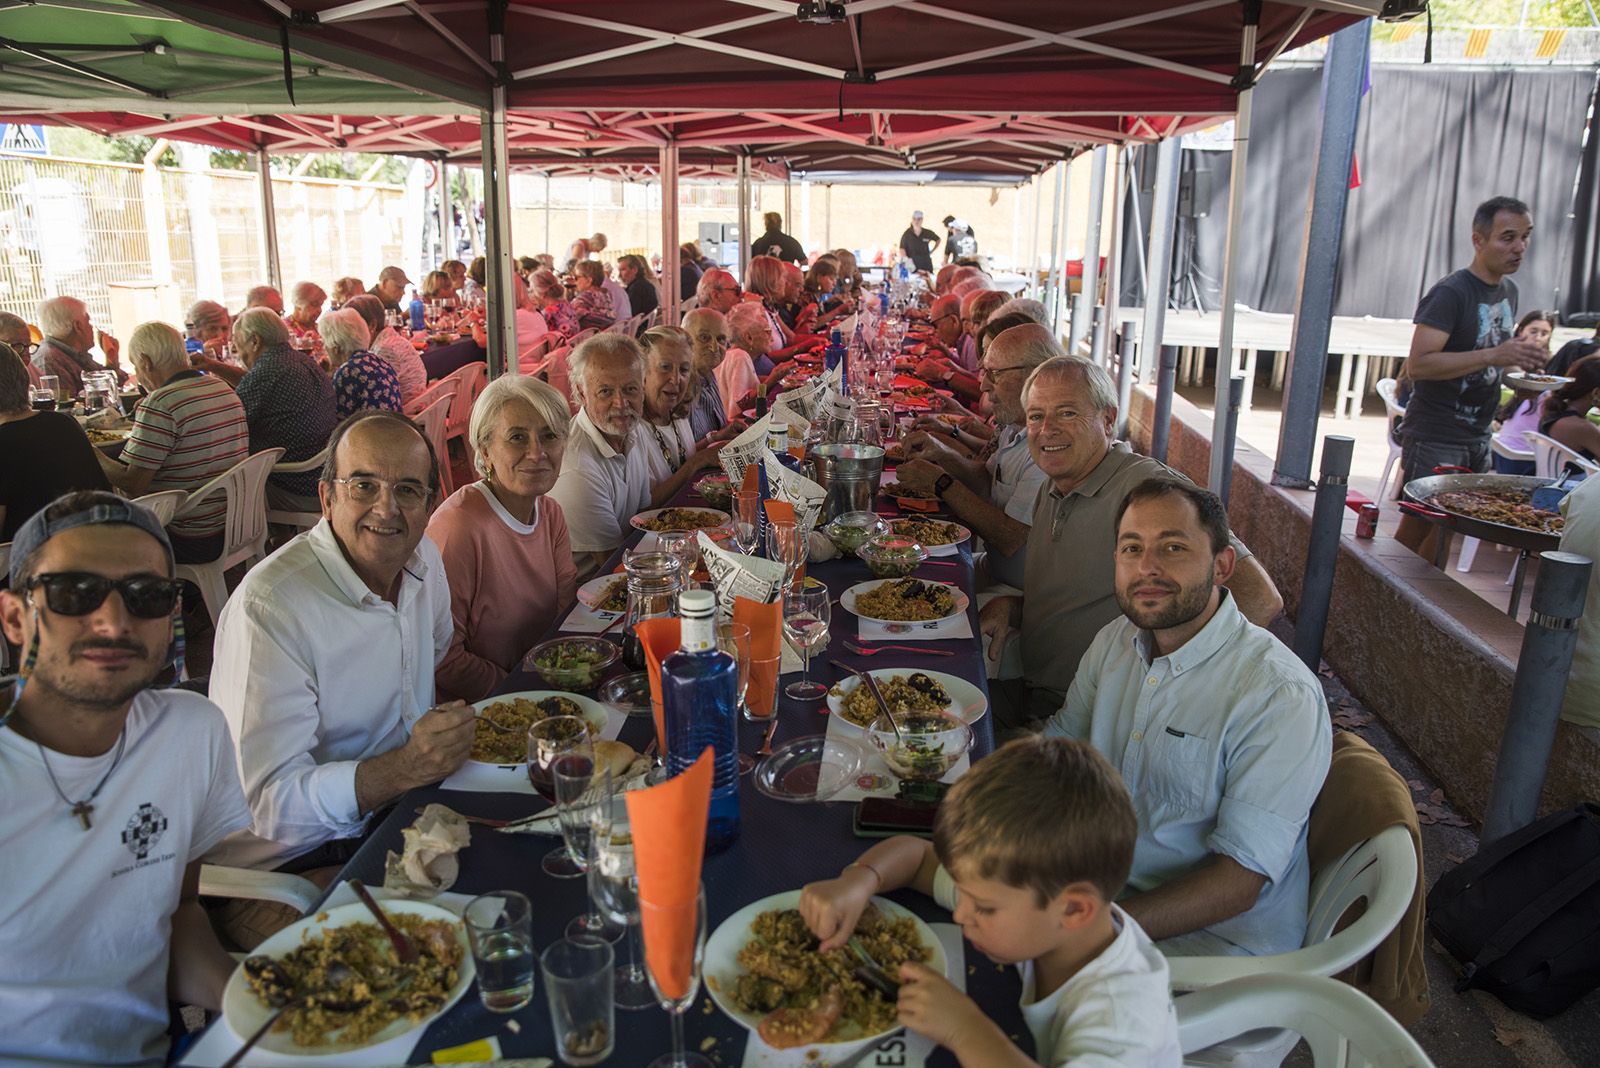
[306,517,430,607]
[471,481,542,535]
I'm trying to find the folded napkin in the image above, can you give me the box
[627,747,713,1000]
[382,803,470,898]
[734,596,783,719]
[559,601,623,634]
[857,613,973,642]
[636,616,682,754]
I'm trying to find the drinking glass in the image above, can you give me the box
[541,937,615,1066]
[528,716,594,878]
[591,790,655,1010]
[764,519,804,592]
[731,488,761,555]
[464,891,535,1013]
[555,762,624,943]
[642,887,711,1068]
[28,386,55,412]
[782,582,832,701]
[39,374,62,405]
[653,531,699,581]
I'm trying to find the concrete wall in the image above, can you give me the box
[1125,386,1600,824]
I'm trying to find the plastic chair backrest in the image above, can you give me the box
[544,346,576,409]
[272,446,330,476]
[404,376,459,418]
[1177,973,1435,1067]
[414,395,453,487]
[1490,432,1535,463]
[1376,377,1406,419]
[173,448,285,561]
[445,362,486,438]
[518,333,554,375]
[1526,431,1599,480]
[130,489,191,527]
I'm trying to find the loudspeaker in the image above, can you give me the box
[1178,170,1212,219]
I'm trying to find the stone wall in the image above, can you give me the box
[1125,386,1600,823]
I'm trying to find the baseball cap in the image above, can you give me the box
[9,491,173,588]
[378,265,412,286]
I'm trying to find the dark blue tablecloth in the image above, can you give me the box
[422,337,486,380]
[251,492,1021,1065]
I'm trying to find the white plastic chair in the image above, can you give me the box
[130,489,190,527]
[1168,825,1418,1068]
[198,864,321,913]
[1374,378,1406,501]
[170,448,285,624]
[1526,431,1600,481]
[402,375,459,419]
[413,394,455,497]
[1489,431,1535,470]
[263,447,330,530]
[1178,974,1434,1067]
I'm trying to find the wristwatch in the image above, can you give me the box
[933,473,955,498]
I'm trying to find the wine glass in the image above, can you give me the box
[528,716,594,878]
[731,487,761,555]
[554,761,624,944]
[764,518,804,592]
[782,582,831,701]
[641,887,711,1068]
[590,786,655,1010]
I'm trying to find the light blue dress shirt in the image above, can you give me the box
[1044,589,1331,956]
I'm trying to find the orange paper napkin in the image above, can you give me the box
[627,747,712,1001]
[763,499,795,525]
[635,616,681,754]
[734,595,783,719]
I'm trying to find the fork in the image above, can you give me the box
[473,713,518,733]
[844,641,956,657]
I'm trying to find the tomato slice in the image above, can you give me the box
[756,987,843,1049]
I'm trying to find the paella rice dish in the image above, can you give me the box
[471,694,586,763]
[854,578,958,621]
[241,915,462,1047]
[731,906,931,1046]
[891,518,964,546]
[590,577,628,613]
[1425,489,1563,535]
[881,482,936,500]
[830,672,953,727]
[637,508,727,532]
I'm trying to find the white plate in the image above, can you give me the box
[221,901,474,1058]
[888,518,972,557]
[826,669,988,731]
[469,690,610,768]
[628,506,730,533]
[1505,372,1574,392]
[840,578,969,627]
[575,573,628,612]
[703,890,947,1049]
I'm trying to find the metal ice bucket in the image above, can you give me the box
[808,443,885,523]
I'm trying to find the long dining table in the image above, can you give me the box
[184,472,1026,1067]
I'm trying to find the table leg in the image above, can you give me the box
[1269,350,1286,391]
[1239,348,1257,411]
[1507,550,1530,618]
[1349,353,1370,418]
[1432,528,1454,571]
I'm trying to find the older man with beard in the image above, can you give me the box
[549,333,659,580]
[1043,478,1329,958]
[0,493,249,1063]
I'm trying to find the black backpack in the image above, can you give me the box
[1427,803,1600,1018]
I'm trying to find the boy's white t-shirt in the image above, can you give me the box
[0,689,250,1067]
[934,867,1182,1067]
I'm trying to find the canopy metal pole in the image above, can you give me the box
[481,86,516,377]
[1275,19,1371,488]
[437,158,452,264]
[1208,12,1260,493]
[1045,162,1065,336]
[255,147,281,292]
[1097,145,1125,372]
[661,142,681,327]
[1028,171,1043,297]
[784,174,792,231]
[1071,146,1107,354]
[737,155,751,280]
[1293,435,1354,672]
[1142,136,1182,387]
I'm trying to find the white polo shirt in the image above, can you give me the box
[982,422,1047,588]
[549,407,657,559]
[206,519,453,870]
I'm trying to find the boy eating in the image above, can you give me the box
[800,736,1180,1066]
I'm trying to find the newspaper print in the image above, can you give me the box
[762,449,826,540]
[717,414,775,486]
[697,530,786,608]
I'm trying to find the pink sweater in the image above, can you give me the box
[426,482,577,702]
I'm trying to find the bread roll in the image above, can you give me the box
[593,739,638,777]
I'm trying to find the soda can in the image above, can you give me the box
[1356,502,1379,539]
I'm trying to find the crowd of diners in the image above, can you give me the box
[6,202,1582,1067]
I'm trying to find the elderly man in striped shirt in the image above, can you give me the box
[96,321,250,563]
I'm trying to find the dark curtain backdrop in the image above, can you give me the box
[1119,64,1600,321]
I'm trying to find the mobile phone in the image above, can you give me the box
[853,797,939,839]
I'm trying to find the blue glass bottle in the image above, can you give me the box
[662,589,741,853]
[409,294,426,332]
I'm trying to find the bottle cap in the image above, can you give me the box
[680,589,715,618]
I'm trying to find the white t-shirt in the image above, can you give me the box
[934,868,1181,1067]
[0,690,249,1067]
[549,408,658,561]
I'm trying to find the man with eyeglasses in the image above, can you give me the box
[0,311,40,388]
[694,268,742,315]
[207,410,469,947]
[913,295,981,403]
[0,492,249,1065]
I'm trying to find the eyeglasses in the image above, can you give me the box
[934,314,959,325]
[329,476,431,508]
[26,572,182,619]
[978,364,1031,380]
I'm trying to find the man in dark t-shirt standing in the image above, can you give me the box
[898,211,939,273]
[1399,195,1546,482]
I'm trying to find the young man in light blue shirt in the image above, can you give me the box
[1044,477,1331,957]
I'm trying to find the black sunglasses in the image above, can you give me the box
[26,572,182,619]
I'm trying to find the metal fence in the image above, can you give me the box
[0,152,405,330]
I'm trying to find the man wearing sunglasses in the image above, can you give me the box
[206,410,470,947]
[0,491,249,1066]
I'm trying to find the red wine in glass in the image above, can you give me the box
[529,752,593,802]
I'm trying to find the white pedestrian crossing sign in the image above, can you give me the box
[1,124,48,155]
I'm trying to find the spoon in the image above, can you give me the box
[348,879,418,964]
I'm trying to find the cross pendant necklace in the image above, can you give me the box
[37,732,127,832]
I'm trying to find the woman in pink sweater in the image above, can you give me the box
[427,374,577,702]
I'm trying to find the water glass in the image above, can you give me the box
[764,519,804,591]
[464,891,535,1013]
[731,488,761,555]
[39,374,62,404]
[642,887,711,1068]
[541,937,616,1066]
[555,761,623,944]
[529,717,595,879]
[782,583,832,701]
[591,791,654,1010]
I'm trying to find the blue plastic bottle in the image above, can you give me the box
[661,589,741,853]
[409,294,425,333]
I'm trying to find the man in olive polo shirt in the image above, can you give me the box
[979,356,1285,731]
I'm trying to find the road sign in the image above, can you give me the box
[1,124,48,155]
